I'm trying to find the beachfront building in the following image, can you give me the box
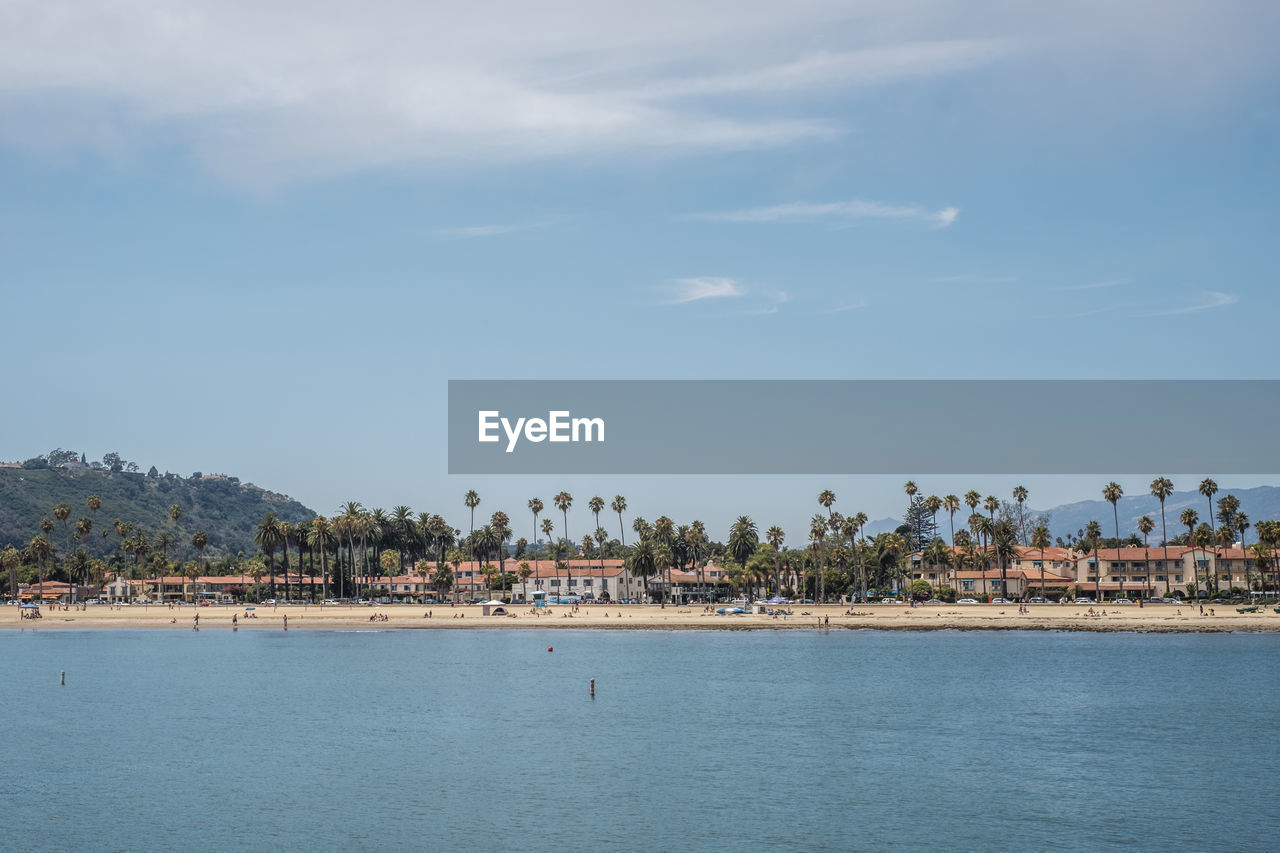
[410,559,642,603]
[1074,547,1194,599]
[911,545,1078,598]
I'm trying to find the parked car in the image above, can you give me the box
[990,598,1013,604]
[1027,597,1047,603]
[880,597,902,604]
[922,599,945,605]
[1113,597,1133,604]
[956,598,978,605]
[1074,597,1094,604]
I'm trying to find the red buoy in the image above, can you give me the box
[547,646,553,652]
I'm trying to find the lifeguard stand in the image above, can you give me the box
[531,590,547,609]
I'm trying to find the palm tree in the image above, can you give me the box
[86,495,102,528]
[594,527,608,574]
[1180,508,1200,595]
[1199,478,1219,593]
[1103,483,1124,593]
[29,534,52,592]
[588,496,605,540]
[278,521,294,602]
[611,495,628,598]
[1084,520,1102,602]
[541,518,555,598]
[728,516,758,600]
[629,539,657,602]
[653,516,673,604]
[518,561,533,603]
[964,490,980,523]
[1137,515,1155,600]
[765,526,784,596]
[819,489,836,518]
[992,520,1019,601]
[554,491,573,593]
[491,511,512,587]
[1012,485,1029,544]
[983,495,999,521]
[809,513,827,602]
[528,497,544,581]
[1237,513,1251,592]
[1030,524,1051,598]
[52,503,71,577]
[1150,476,1175,596]
[464,489,481,566]
[2,545,20,601]
[943,495,961,545]
[254,512,283,600]
[923,537,951,595]
[306,519,332,601]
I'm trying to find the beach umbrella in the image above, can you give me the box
[19,602,38,609]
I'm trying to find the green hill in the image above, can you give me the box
[0,466,316,560]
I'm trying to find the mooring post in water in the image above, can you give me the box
[589,678,595,698]
[60,671,65,686]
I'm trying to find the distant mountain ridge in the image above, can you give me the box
[1037,486,1280,545]
[0,466,316,559]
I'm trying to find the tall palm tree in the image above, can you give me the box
[964,490,980,523]
[588,496,605,541]
[991,520,1019,601]
[1150,476,1175,596]
[29,534,52,591]
[611,495,628,598]
[1237,513,1251,592]
[1103,483,1124,591]
[1199,478,1219,593]
[1180,508,1200,595]
[1012,485,1029,544]
[1030,524,1051,598]
[819,489,836,518]
[728,516,758,599]
[1137,515,1154,600]
[630,540,657,602]
[688,520,707,601]
[554,492,573,593]
[254,512,283,600]
[464,490,481,569]
[652,516,673,605]
[924,496,943,546]
[489,509,510,573]
[1084,520,1102,602]
[541,518,555,598]
[765,526,784,596]
[86,495,102,529]
[943,495,961,545]
[809,513,827,601]
[52,503,71,578]
[983,495,999,520]
[278,521,294,602]
[306,519,332,601]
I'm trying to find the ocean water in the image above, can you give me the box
[3,628,1278,852]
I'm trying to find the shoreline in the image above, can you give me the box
[7,602,1279,634]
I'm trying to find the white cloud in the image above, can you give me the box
[829,299,867,313]
[1056,277,1128,291]
[431,222,548,239]
[667,277,745,304]
[691,199,959,228]
[1147,291,1239,316]
[0,2,1271,185]
[929,274,1018,284]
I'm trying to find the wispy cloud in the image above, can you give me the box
[689,199,959,228]
[666,276,745,305]
[929,274,1018,285]
[743,291,792,316]
[1146,291,1239,316]
[828,299,867,313]
[1055,277,1128,291]
[430,222,549,239]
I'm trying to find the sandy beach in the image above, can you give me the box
[7,601,1280,632]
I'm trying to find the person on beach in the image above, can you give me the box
[232,613,237,626]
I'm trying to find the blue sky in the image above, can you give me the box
[2,1,1278,542]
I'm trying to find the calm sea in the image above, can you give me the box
[3,628,1278,852]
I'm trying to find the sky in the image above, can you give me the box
[2,1,1278,542]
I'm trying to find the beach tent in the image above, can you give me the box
[480,600,509,616]
[19,602,41,619]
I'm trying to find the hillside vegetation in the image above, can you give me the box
[0,466,316,560]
